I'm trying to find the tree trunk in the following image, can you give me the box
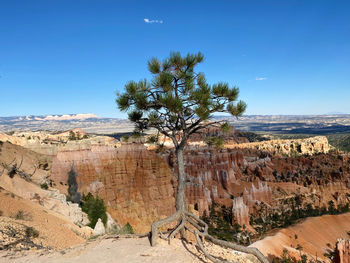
[175,147,186,212]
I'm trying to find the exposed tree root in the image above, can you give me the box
[151,210,181,246]
[150,210,269,263]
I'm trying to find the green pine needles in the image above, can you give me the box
[116,51,246,145]
[115,52,271,263]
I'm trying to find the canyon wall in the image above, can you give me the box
[2,132,348,236]
[49,140,349,233]
[51,144,175,232]
[50,143,276,232]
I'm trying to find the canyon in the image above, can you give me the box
[1,130,350,261]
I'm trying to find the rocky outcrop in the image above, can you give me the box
[232,181,272,228]
[0,189,88,250]
[0,130,120,156]
[0,141,89,225]
[226,136,330,156]
[0,217,42,251]
[335,239,350,263]
[232,197,250,227]
[94,218,106,235]
[106,212,120,232]
[0,173,89,225]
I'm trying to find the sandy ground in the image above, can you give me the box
[0,236,260,263]
[251,212,350,261]
[0,190,85,250]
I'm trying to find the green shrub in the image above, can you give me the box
[121,135,129,142]
[131,132,141,139]
[110,222,135,235]
[68,131,77,140]
[146,135,158,144]
[81,192,107,228]
[119,222,134,234]
[205,136,225,148]
[13,210,32,221]
[25,226,39,238]
[40,183,49,190]
[15,210,25,220]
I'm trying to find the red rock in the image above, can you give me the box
[335,239,350,263]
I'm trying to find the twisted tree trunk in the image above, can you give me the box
[150,145,269,263]
[175,147,186,212]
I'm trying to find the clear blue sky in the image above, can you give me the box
[1,0,349,118]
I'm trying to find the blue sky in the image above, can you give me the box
[1,0,349,118]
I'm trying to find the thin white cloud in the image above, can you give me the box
[144,18,163,24]
[255,77,267,81]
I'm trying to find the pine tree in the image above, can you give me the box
[116,51,267,263]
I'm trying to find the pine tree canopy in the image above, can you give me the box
[116,51,246,148]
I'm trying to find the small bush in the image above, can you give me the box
[118,222,134,234]
[25,226,39,238]
[40,183,49,190]
[121,135,129,142]
[13,210,32,221]
[146,135,158,144]
[81,192,107,228]
[131,132,141,139]
[88,235,100,240]
[111,222,134,235]
[15,210,25,220]
[68,131,77,140]
[205,136,225,148]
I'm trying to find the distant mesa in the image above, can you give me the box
[21,113,99,121]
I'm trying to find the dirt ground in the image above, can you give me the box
[0,190,85,250]
[0,236,259,263]
[251,212,350,261]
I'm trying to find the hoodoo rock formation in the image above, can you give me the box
[233,181,272,228]
[335,239,350,263]
[47,135,347,234]
[1,131,349,240]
